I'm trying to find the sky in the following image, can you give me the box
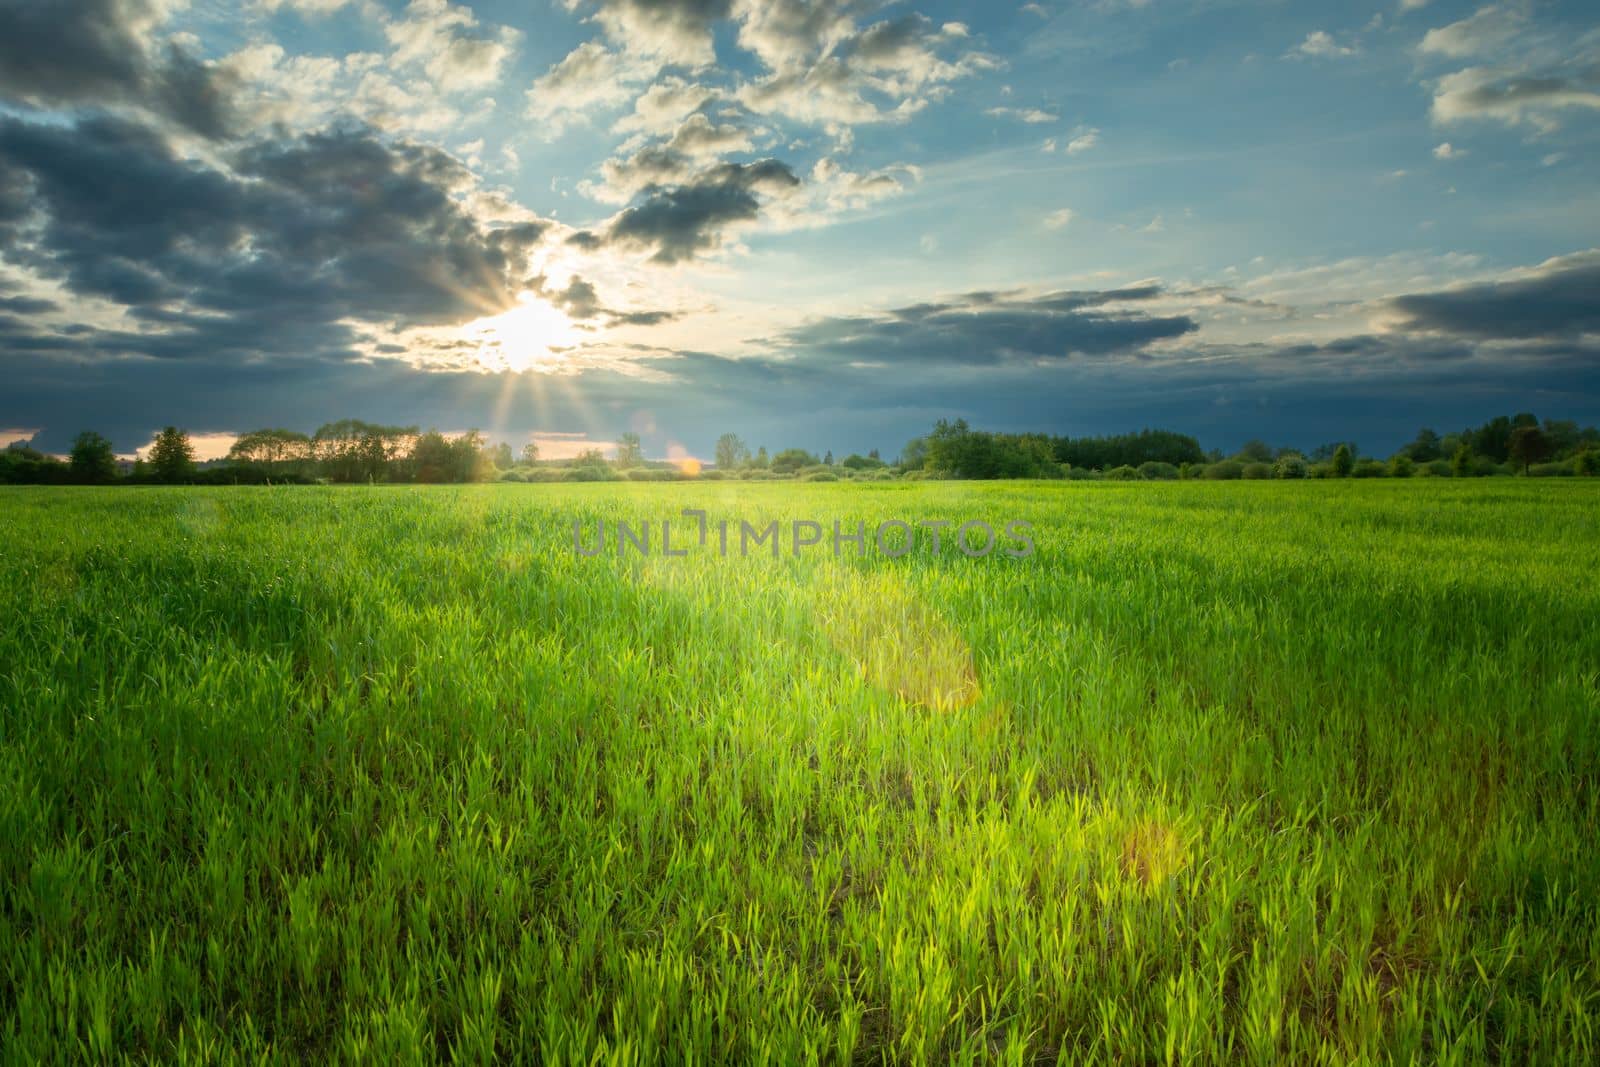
[1,0,1598,461]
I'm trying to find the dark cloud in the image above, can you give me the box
[0,115,552,361]
[772,287,1197,365]
[1385,255,1600,339]
[604,159,800,264]
[0,0,238,138]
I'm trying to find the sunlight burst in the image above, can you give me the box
[467,294,580,372]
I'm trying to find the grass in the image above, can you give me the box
[1,479,1597,1063]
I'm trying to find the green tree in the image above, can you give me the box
[1234,439,1274,463]
[899,437,927,471]
[1507,425,1552,474]
[823,450,833,466]
[69,431,117,483]
[490,442,513,470]
[149,427,195,483]
[1405,428,1442,462]
[228,428,311,469]
[714,433,748,471]
[770,448,819,474]
[1451,445,1473,477]
[1574,449,1600,477]
[752,446,769,469]
[1389,453,1415,478]
[520,441,540,466]
[1331,443,1354,478]
[615,432,644,469]
[1274,453,1307,479]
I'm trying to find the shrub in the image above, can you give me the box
[497,469,528,483]
[565,465,621,482]
[1332,443,1354,478]
[801,471,839,482]
[1576,450,1600,476]
[1352,459,1386,478]
[1063,466,1097,480]
[1203,461,1243,480]
[1242,462,1273,480]
[1389,454,1415,478]
[1528,462,1572,477]
[1418,459,1452,477]
[625,468,683,481]
[1137,461,1180,480]
[1105,465,1141,480]
[1274,454,1307,479]
[700,470,726,481]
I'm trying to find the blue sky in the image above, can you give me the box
[2,0,1598,459]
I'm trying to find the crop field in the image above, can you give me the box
[2,480,1598,1063]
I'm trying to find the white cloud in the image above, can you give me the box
[1066,127,1100,154]
[1432,141,1465,159]
[385,0,521,92]
[525,41,657,135]
[1418,6,1523,59]
[985,106,1057,124]
[1044,208,1074,230]
[1289,31,1357,59]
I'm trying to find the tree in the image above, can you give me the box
[1331,444,1354,478]
[868,448,881,461]
[1575,449,1600,477]
[520,441,540,466]
[228,428,311,469]
[1405,428,1442,462]
[823,450,833,466]
[1507,425,1551,474]
[1274,452,1307,479]
[753,446,769,469]
[899,437,927,471]
[490,442,513,470]
[1234,439,1274,463]
[714,433,748,471]
[149,427,195,483]
[1451,445,1473,477]
[615,432,643,469]
[69,431,117,483]
[1389,453,1415,478]
[770,448,819,474]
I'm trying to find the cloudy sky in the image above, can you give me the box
[2,0,1598,460]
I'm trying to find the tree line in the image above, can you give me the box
[3,412,1597,486]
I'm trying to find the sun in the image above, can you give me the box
[467,294,580,372]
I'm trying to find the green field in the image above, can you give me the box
[2,481,1598,1063]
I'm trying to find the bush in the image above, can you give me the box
[1242,462,1273,480]
[497,469,528,483]
[1352,459,1386,478]
[1137,461,1180,480]
[564,465,621,482]
[741,469,780,480]
[1307,463,1333,479]
[1203,461,1243,480]
[1274,454,1307,479]
[1388,454,1415,478]
[1528,462,1572,477]
[1419,459,1452,477]
[1576,450,1600,476]
[1105,465,1141,480]
[1062,466,1098,480]
[625,468,684,481]
[700,470,726,481]
[801,471,839,482]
